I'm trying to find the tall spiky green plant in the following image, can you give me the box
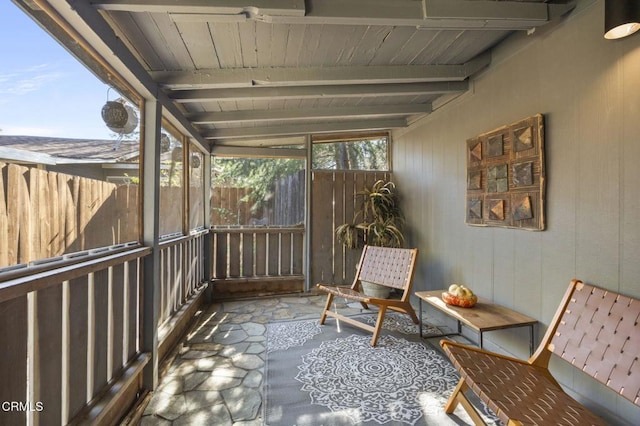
[336,179,405,248]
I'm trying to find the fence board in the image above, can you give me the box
[28,169,40,263]
[311,172,334,284]
[32,169,49,259]
[48,172,61,257]
[228,187,238,224]
[239,188,250,224]
[36,284,63,426]
[79,178,90,251]
[0,295,28,425]
[6,165,20,264]
[333,172,346,282]
[343,172,360,282]
[210,187,221,224]
[0,163,8,266]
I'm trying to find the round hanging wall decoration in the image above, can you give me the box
[101,101,128,128]
[101,98,139,134]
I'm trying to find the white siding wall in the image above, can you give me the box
[393,1,640,423]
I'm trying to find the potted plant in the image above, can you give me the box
[335,179,405,298]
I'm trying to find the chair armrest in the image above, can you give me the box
[440,339,531,366]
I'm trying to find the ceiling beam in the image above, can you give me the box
[95,0,575,30]
[170,81,468,103]
[189,104,431,124]
[91,0,306,16]
[153,55,489,89]
[204,119,408,140]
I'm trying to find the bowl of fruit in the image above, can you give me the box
[442,284,478,308]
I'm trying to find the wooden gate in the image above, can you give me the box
[310,170,391,286]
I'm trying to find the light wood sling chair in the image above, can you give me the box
[317,245,419,346]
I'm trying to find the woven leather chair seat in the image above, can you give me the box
[443,342,606,426]
[317,245,418,346]
[440,279,640,426]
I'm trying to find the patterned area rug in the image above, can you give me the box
[265,313,501,425]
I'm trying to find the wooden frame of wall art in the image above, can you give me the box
[466,113,545,231]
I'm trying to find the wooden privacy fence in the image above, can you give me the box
[271,169,305,225]
[210,186,254,225]
[0,162,138,267]
[211,170,305,227]
[0,163,195,269]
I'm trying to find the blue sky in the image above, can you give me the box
[0,2,114,139]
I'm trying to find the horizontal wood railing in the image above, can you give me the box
[210,226,304,280]
[0,245,150,426]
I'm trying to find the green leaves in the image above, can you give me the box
[335,179,405,249]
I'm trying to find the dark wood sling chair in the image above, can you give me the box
[316,245,419,346]
[440,279,640,426]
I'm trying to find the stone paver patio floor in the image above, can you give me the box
[138,294,366,425]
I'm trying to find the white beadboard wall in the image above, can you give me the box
[393,1,640,423]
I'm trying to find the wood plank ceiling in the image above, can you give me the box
[25,0,574,149]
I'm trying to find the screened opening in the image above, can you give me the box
[312,133,389,171]
[0,4,141,268]
[189,143,205,230]
[159,127,184,237]
[211,156,305,227]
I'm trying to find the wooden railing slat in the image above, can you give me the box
[36,285,63,426]
[111,263,125,377]
[0,295,28,425]
[211,227,305,280]
[68,276,89,420]
[92,269,109,395]
[228,233,241,277]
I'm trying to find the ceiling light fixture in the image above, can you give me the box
[604,0,640,39]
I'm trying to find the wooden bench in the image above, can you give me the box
[317,245,419,346]
[440,279,640,426]
[415,290,537,355]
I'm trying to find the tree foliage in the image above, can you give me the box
[312,138,387,170]
[212,157,304,214]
